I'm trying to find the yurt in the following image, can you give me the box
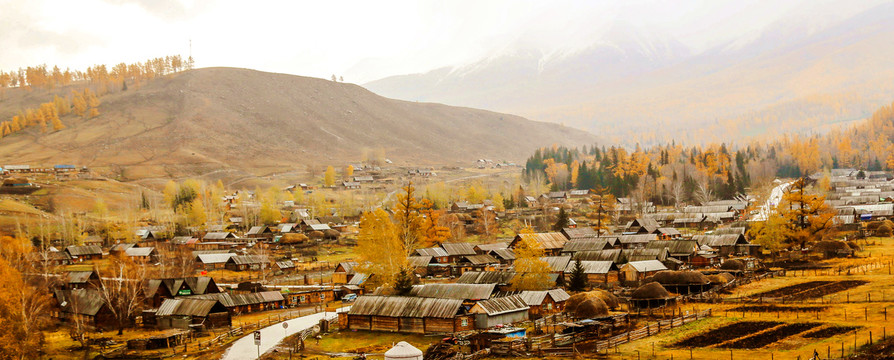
[385,341,423,360]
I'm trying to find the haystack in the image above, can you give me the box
[706,272,735,284]
[631,282,671,300]
[647,270,710,285]
[308,230,325,239]
[572,297,609,318]
[720,259,745,271]
[281,233,308,244]
[323,229,341,239]
[590,289,620,309]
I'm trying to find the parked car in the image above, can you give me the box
[341,294,357,303]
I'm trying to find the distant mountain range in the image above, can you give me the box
[0,67,598,179]
[364,2,894,146]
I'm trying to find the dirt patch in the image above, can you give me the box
[787,280,868,300]
[753,281,832,298]
[728,305,828,313]
[752,280,869,300]
[802,326,860,339]
[722,322,821,349]
[674,322,782,348]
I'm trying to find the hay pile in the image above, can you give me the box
[565,290,619,316]
[720,259,746,271]
[281,233,309,244]
[308,230,325,239]
[707,272,735,284]
[631,282,672,300]
[647,270,710,285]
[813,240,852,253]
[323,229,341,239]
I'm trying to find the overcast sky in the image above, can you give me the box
[0,0,888,83]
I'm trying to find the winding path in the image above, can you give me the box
[220,307,349,360]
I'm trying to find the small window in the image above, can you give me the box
[548,303,553,310]
[300,295,306,303]
[461,318,468,327]
[319,293,326,300]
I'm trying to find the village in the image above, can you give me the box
[0,159,892,360]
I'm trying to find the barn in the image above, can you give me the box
[340,296,474,334]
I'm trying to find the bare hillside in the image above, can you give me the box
[0,67,598,179]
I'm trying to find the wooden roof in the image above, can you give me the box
[348,296,464,319]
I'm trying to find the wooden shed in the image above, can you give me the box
[155,298,231,330]
[469,295,529,329]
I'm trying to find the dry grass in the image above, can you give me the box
[612,237,894,359]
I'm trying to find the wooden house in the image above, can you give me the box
[281,287,335,306]
[64,270,102,290]
[225,255,270,271]
[620,260,668,284]
[468,295,529,329]
[441,242,477,263]
[195,253,235,270]
[340,296,474,334]
[203,232,237,241]
[333,261,358,284]
[126,247,159,263]
[414,247,450,263]
[488,249,515,265]
[456,254,500,274]
[645,240,698,263]
[517,289,570,319]
[246,226,274,240]
[154,298,231,330]
[190,291,285,314]
[65,245,103,261]
[563,260,619,287]
[692,234,759,257]
[143,277,221,308]
[53,289,117,330]
[473,242,508,254]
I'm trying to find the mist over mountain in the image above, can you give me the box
[364,2,894,145]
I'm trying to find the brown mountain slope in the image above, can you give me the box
[0,67,597,179]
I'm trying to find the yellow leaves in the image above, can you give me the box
[323,166,336,187]
[510,234,551,291]
[357,208,405,286]
[492,192,505,212]
[188,197,207,227]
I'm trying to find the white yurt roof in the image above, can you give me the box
[384,341,423,359]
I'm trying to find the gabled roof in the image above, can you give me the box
[348,296,463,319]
[692,234,749,247]
[246,226,271,235]
[562,238,611,253]
[309,223,332,231]
[110,243,137,252]
[624,260,668,273]
[441,243,477,256]
[628,218,660,233]
[489,248,516,260]
[412,283,496,300]
[470,295,528,316]
[125,247,156,257]
[407,256,434,267]
[516,289,571,306]
[204,232,236,240]
[65,245,102,256]
[563,260,616,274]
[455,271,516,285]
[66,270,98,284]
[474,242,508,252]
[55,289,106,316]
[561,227,598,239]
[156,298,224,317]
[540,256,572,272]
[336,261,358,274]
[415,247,449,257]
[712,227,746,235]
[189,291,283,307]
[228,255,270,265]
[657,228,681,236]
[461,254,499,265]
[574,249,623,263]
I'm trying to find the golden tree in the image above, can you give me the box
[323,166,336,187]
[393,182,424,256]
[778,177,835,248]
[97,254,148,335]
[510,229,552,291]
[356,208,406,287]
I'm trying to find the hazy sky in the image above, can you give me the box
[0,0,888,83]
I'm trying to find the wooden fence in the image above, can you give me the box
[493,309,713,357]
